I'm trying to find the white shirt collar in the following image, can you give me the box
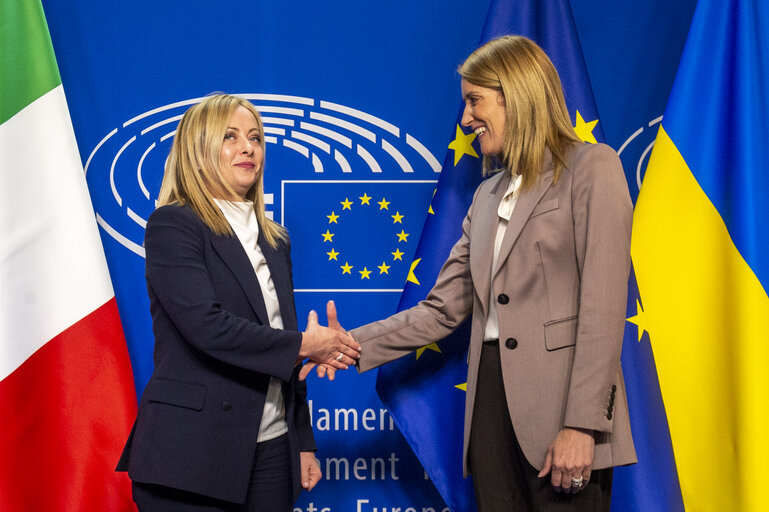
[497,173,522,221]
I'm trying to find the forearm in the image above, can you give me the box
[563,144,633,431]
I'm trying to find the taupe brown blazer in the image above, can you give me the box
[351,142,637,475]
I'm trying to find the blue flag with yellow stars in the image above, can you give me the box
[376,0,682,510]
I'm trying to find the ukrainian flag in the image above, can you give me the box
[632,0,769,510]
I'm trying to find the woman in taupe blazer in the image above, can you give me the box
[320,36,637,511]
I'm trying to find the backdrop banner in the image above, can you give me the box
[36,1,697,510]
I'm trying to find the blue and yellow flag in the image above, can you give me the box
[633,0,769,510]
[375,0,625,509]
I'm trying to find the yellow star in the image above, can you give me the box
[359,193,372,205]
[327,211,339,224]
[391,212,404,224]
[573,111,599,144]
[626,299,649,342]
[406,258,421,285]
[447,124,478,165]
[340,262,353,274]
[378,198,390,210]
[341,198,353,210]
[455,382,467,391]
[396,230,409,242]
[359,267,372,279]
[378,262,391,274]
[415,343,442,359]
[428,189,436,214]
[392,248,405,261]
[326,248,339,261]
[322,230,334,242]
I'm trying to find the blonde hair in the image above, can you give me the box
[157,94,287,248]
[458,35,581,189]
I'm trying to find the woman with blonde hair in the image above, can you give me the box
[328,35,637,510]
[117,94,360,511]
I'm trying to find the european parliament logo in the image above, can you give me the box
[84,94,439,290]
[617,115,663,198]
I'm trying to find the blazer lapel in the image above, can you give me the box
[493,168,554,279]
[471,173,509,318]
[257,235,298,331]
[209,233,271,326]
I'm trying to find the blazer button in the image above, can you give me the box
[612,385,617,392]
[607,404,614,413]
[221,401,232,411]
[607,412,613,420]
[505,338,518,350]
[497,294,509,305]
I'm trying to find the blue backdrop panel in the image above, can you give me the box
[40,1,696,510]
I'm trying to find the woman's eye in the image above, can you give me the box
[224,133,235,140]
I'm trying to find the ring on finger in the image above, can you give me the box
[571,476,583,488]
[335,353,344,362]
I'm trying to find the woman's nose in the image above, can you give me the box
[240,138,254,154]
[460,104,472,127]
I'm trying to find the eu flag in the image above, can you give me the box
[632,0,769,510]
[373,0,662,510]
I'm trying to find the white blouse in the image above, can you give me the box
[214,199,288,442]
[483,173,522,341]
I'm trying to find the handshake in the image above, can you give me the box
[297,300,359,381]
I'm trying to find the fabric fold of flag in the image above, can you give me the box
[0,1,137,510]
[633,1,769,510]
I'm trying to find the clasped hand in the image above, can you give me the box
[298,300,359,380]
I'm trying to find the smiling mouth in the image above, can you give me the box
[235,163,255,169]
[474,127,487,136]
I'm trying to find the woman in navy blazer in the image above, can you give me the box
[117,94,360,511]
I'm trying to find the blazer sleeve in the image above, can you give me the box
[290,366,317,452]
[350,185,480,371]
[145,205,302,382]
[563,144,633,432]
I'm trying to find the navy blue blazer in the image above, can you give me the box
[117,204,315,504]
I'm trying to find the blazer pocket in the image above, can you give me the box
[145,378,207,411]
[544,315,577,351]
[530,198,559,219]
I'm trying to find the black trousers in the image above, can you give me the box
[468,341,612,512]
[132,434,294,512]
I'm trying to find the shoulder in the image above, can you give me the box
[464,172,505,218]
[145,204,210,247]
[148,203,198,223]
[146,203,208,231]
[560,142,625,188]
[476,171,506,197]
[564,144,631,217]
[566,142,622,175]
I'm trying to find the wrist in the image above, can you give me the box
[298,331,312,358]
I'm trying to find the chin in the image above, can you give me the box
[480,144,500,156]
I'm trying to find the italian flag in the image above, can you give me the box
[0,1,137,510]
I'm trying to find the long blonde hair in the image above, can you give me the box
[458,35,581,189]
[157,94,287,248]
